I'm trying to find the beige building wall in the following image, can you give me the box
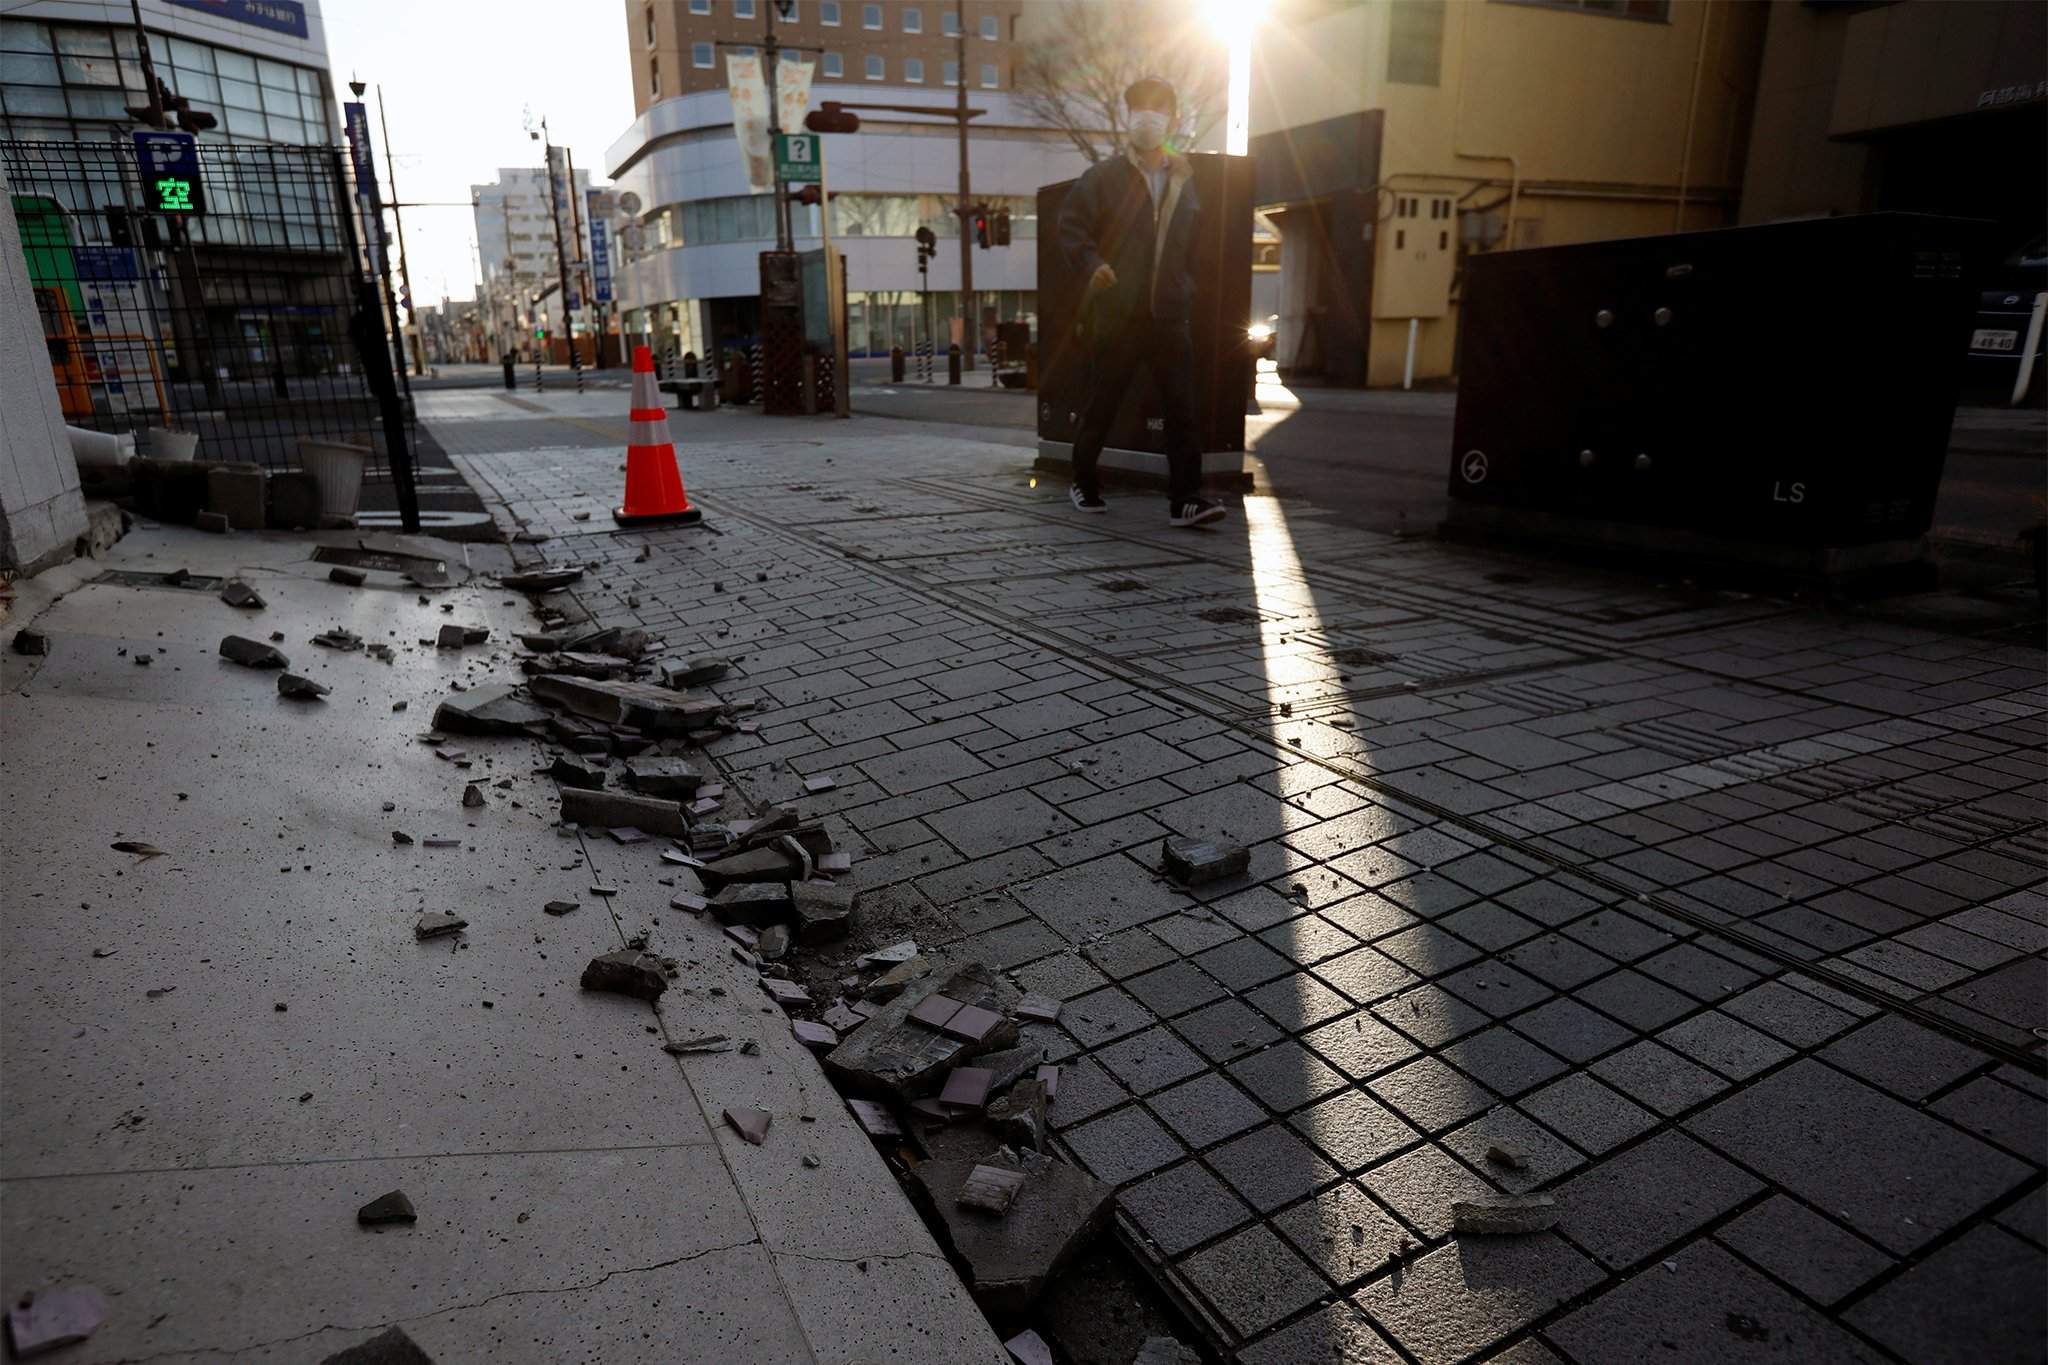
[1251,0,1768,386]
[626,0,1023,111]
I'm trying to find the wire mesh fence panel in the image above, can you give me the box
[2,136,411,478]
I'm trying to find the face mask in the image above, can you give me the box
[1128,110,1170,151]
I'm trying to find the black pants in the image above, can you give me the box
[1071,314,1201,506]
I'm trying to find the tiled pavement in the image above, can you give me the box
[437,395,2047,1365]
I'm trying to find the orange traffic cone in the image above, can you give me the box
[613,345,703,527]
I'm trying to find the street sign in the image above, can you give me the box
[133,131,204,215]
[587,189,613,304]
[774,133,821,184]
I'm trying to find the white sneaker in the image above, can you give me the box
[1070,484,1107,513]
[1168,498,1226,528]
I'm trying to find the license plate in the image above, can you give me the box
[1972,328,2018,352]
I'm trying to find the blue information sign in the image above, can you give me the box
[133,130,204,215]
[587,191,613,305]
[164,0,310,40]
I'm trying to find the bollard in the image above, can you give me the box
[947,343,962,386]
[681,351,699,411]
[891,346,905,383]
[502,354,516,391]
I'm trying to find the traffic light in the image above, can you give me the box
[400,286,412,313]
[973,209,990,249]
[993,208,1011,247]
[806,105,861,134]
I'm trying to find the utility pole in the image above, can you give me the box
[376,85,424,376]
[533,116,584,394]
[954,0,974,367]
[765,0,790,250]
[565,148,595,368]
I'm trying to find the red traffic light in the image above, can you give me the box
[973,213,990,249]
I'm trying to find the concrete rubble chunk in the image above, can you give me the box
[826,963,1019,1099]
[987,1077,1049,1152]
[462,627,489,644]
[824,1002,866,1033]
[317,1325,435,1364]
[560,787,688,838]
[708,882,794,928]
[777,834,816,882]
[433,685,549,735]
[311,629,364,651]
[1452,1193,1561,1236]
[501,567,585,592]
[462,783,485,808]
[12,628,49,656]
[356,1190,417,1225]
[701,844,802,888]
[665,1035,733,1055]
[220,634,288,668]
[1486,1143,1528,1171]
[1160,834,1250,886]
[818,850,852,874]
[970,1043,1049,1097]
[543,900,578,916]
[958,1163,1027,1215]
[791,882,855,944]
[278,672,331,700]
[219,579,265,608]
[414,912,466,940]
[580,950,669,1001]
[658,654,732,688]
[864,956,932,1004]
[1004,1329,1054,1365]
[523,650,635,679]
[724,1106,772,1145]
[546,754,608,790]
[622,756,704,797]
[859,940,920,968]
[757,924,792,961]
[1131,1337,1202,1365]
[327,566,367,587]
[909,1152,1115,1316]
[436,624,467,649]
[529,673,723,734]
[4,1284,106,1358]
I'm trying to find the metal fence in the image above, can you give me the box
[2,136,414,487]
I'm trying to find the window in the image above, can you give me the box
[822,51,843,76]
[734,44,757,56]
[862,4,882,28]
[689,0,711,12]
[645,4,656,45]
[979,62,996,88]
[903,6,921,31]
[649,55,660,95]
[692,41,714,66]
[1387,0,1444,85]
[783,0,798,16]
[1502,0,1669,19]
[942,59,958,85]
[735,0,756,16]
[904,56,923,82]
[942,10,959,35]
[820,0,840,22]
[979,14,996,39]
[864,53,884,78]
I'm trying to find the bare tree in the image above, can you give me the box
[1012,0,1226,165]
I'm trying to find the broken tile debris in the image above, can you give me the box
[4,1284,106,1359]
[413,913,466,940]
[317,1326,434,1365]
[1161,834,1250,886]
[580,950,668,1000]
[1452,1193,1561,1236]
[219,635,288,668]
[724,1106,772,1145]
[958,1163,1027,1215]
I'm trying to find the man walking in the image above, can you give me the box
[1057,75,1226,528]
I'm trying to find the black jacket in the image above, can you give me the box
[1057,151,1200,326]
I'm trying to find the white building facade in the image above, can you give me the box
[603,82,1092,360]
[471,164,595,356]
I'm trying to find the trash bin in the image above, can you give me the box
[502,354,516,391]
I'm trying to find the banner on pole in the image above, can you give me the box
[727,54,815,191]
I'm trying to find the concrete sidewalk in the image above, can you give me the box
[439,386,2046,1365]
[0,523,1003,1363]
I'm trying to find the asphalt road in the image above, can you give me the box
[849,368,2046,573]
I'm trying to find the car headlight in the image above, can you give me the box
[1247,323,1273,341]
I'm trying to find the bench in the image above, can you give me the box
[656,376,720,411]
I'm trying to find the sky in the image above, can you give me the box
[320,0,639,306]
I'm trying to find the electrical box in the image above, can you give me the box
[1374,191,1456,319]
[1448,213,1990,556]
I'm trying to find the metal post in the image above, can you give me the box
[566,148,596,371]
[954,0,974,370]
[819,147,847,418]
[375,85,424,376]
[765,3,791,251]
[539,120,582,395]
